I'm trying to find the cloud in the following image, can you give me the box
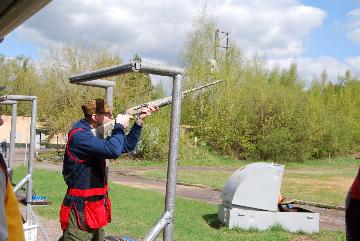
[345,56,360,73]
[347,8,360,44]
[215,1,326,58]
[15,0,201,64]
[15,0,326,64]
[267,56,353,85]
[18,0,360,86]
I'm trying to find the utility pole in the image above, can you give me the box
[215,29,230,61]
[223,31,230,59]
[215,29,220,61]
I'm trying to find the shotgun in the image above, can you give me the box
[92,80,223,138]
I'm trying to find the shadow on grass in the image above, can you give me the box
[202,213,224,229]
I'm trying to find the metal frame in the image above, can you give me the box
[0,95,51,241]
[0,100,17,181]
[69,61,184,241]
[0,95,37,215]
[72,79,115,106]
[0,0,51,40]
[69,61,184,83]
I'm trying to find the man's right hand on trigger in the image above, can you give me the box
[115,114,133,129]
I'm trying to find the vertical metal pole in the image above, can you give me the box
[8,102,17,181]
[105,86,113,107]
[26,98,37,221]
[105,86,113,187]
[163,74,183,241]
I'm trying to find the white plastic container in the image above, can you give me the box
[23,221,38,241]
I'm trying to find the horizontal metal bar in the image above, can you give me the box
[69,61,185,83]
[0,95,37,101]
[74,79,115,87]
[138,62,185,76]
[69,62,137,83]
[0,100,17,105]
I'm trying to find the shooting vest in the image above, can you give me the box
[60,128,111,231]
[0,155,25,241]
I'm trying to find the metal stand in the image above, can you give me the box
[0,100,17,181]
[71,79,115,106]
[0,95,51,241]
[70,61,184,241]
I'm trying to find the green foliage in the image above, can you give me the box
[180,14,308,162]
[0,55,41,116]
[135,105,171,160]
[37,43,121,137]
[178,12,360,162]
[2,13,360,162]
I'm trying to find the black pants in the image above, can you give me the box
[346,198,360,241]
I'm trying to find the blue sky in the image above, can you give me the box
[1,0,360,83]
[0,33,37,57]
[302,0,359,59]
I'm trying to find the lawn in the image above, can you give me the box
[37,147,359,205]
[116,157,359,206]
[13,167,345,240]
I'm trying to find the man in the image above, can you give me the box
[346,166,360,241]
[1,140,7,158]
[0,111,25,241]
[60,99,155,241]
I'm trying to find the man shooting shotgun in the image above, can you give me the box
[59,79,222,240]
[94,79,223,139]
[60,99,156,241]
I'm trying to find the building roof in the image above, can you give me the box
[0,0,50,41]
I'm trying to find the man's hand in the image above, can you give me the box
[115,114,133,128]
[136,105,158,125]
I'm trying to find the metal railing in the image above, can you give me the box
[0,95,51,241]
[69,61,184,241]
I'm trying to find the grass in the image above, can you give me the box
[13,167,345,240]
[108,143,251,168]
[126,157,359,206]
[38,149,63,159]
[12,165,66,218]
[35,147,359,205]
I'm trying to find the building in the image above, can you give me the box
[0,115,66,149]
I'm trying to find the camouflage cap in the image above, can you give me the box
[82,99,112,117]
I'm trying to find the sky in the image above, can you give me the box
[1,0,360,85]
